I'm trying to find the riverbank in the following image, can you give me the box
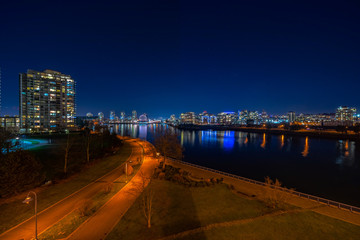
[174,124,360,140]
[106,159,360,240]
[166,159,360,227]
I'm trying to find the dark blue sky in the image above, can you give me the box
[1,0,359,118]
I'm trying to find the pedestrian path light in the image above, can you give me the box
[23,191,38,240]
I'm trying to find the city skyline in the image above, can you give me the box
[1,1,360,117]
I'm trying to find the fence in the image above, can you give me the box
[168,159,360,214]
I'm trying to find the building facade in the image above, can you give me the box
[110,111,115,121]
[288,111,296,123]
[0,116,20,132]
[180,112,196,124]
[132,110,137,121]
[19,69,76,132]
[336,106,356,122]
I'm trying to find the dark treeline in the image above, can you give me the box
[0,127,123,198]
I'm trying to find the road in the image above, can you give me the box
[66,143,158,240]
[0,139,142,240]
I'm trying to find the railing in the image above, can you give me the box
[168,159,360,214]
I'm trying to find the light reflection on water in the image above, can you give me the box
[111,123,358,168]
[111,124,359,167]
[111,123,360,206]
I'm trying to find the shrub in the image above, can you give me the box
[158,172,165,180]
[77,199,93,217]
[103,182,114,194]
[0,150,45,197]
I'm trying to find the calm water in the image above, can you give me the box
[111,124,360,206]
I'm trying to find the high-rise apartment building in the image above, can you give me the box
[98,112,104,122]
[132,110,137,121]
[180,112,196,124]
[288,111,296,123]
[120,112,125,120]
[19,69,76,132]
[336,106,356,122]
[110,111,115,120]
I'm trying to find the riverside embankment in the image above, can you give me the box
[166,158,360,227]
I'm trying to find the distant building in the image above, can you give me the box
[0,116,20,132]
[86,112,93,118]
[336,106,356,122]
[238,110,248,124]
[98,112,104,122]
[19,69,76,132]
[288,111,296,123]
[260,110,269,123]
[170,114,176,122]
[217,112,236,125]
[120,112,125,120]
[110,111,115,121]
[132,110,137,121]
[180,112,196,124]
[138,113,148,122]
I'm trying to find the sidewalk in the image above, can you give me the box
[66,152,158,240]
[0,140,139,240]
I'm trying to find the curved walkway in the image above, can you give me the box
[66,142,158,240]
[0,139,141,240]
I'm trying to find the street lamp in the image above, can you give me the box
[125,162,128,183]
[23,191,38,240]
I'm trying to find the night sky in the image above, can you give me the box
[1,0,359,118]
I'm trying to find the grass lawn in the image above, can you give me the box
[38,164,141,240]
[106,180,269,240]
[176,211,360,240]
[0,142,132,234]
[106,179,360,240]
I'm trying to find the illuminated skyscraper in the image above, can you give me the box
[19,69,76,132]
[336,106,356,122]
[120,112,125,120]
[110,111,115,120]
[180,112,196,124]
[288,111,296,123]
[98,112,104,121]
[132,110,137,121]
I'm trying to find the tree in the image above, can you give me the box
[83,128,92,163]
[154,129,183,170]
[0,128,16,155]
[0,150,44,197]
[63,134,74,175]
[262,176,293,209]
[135,170,155,228]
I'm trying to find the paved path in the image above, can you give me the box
[0,139,140,240]
[66,145,158,240]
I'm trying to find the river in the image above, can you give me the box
[111,123,360,207]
